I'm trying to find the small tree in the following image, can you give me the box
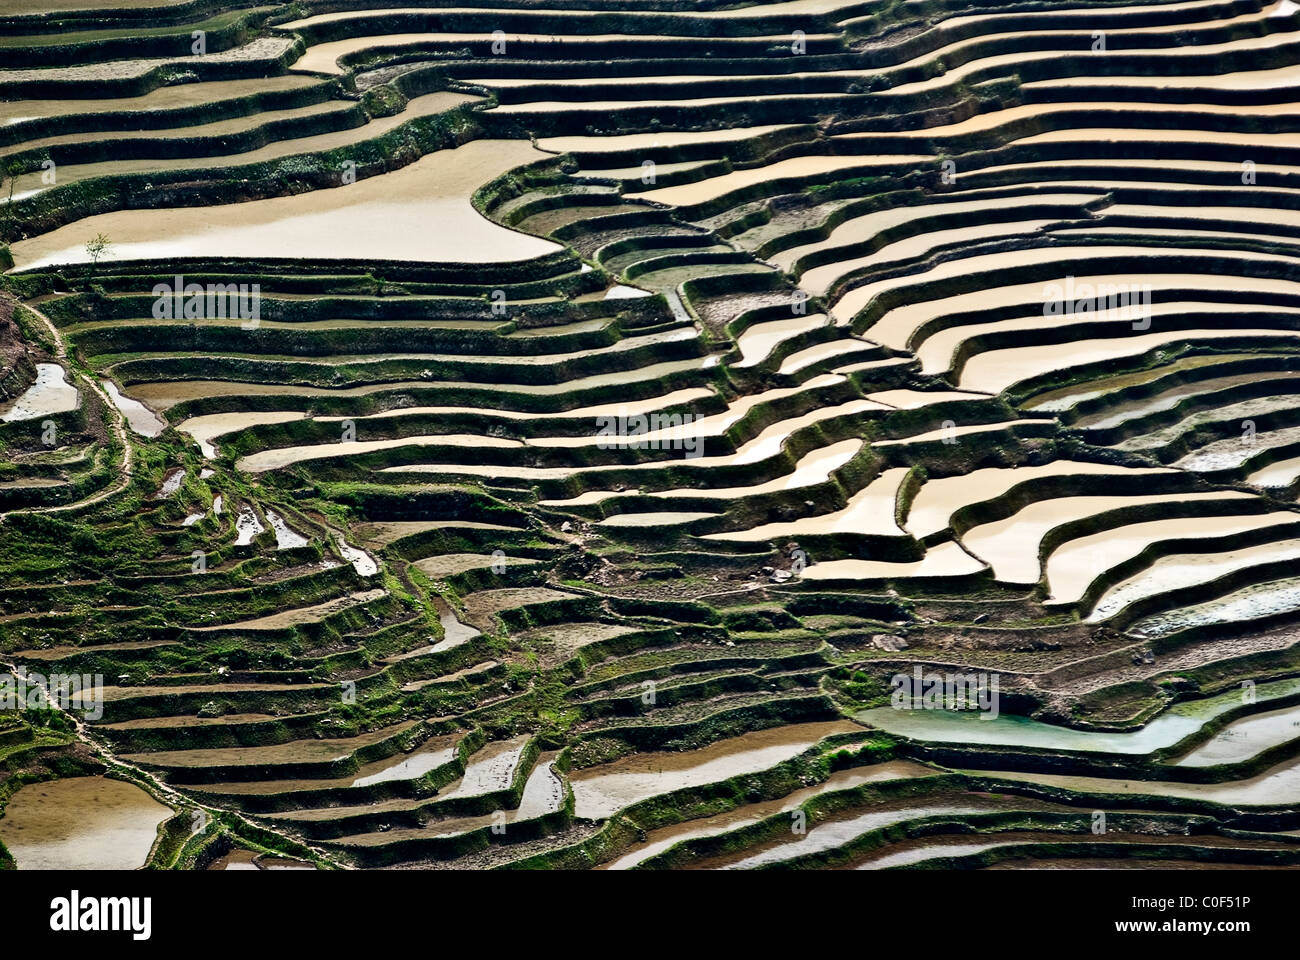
[84,233,112,286]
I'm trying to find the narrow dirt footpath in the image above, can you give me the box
[0,655,346,869]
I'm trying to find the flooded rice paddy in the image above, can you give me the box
[862,679,1300,756]
[8,0,1300,877]
[12,140,560,269]
[102,380,165,436]
[0,777,171,870]
[570,721,860,820]
[1,364,79,422]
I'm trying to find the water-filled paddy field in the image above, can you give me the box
[5,0,1300,876]
[0,777,170,870]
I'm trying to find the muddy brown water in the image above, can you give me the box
[801,540,985,582]
[884,10,1291,100]
[440,735,532,800]
[599,760,938,869]
[238,433,521,473]
[209,848,261,870]
[538,371,842,453]
[384,400,883,485]
[867,388,988,409]
[1249,454,1300,488]
[1088,537,1300,623]
[961,491,1255,586]
[309,386,712,428]
[787,193,1093,289]
[549,438,861,509]
[779,338,873,375]
[14,92,480,196]
[196,734,461,797]
[599,511,721,527]
[6,100,351,158]
[734,313,828,368]
[495,67,868,102]
[0,776,171,870]
[0,363,78,422]
[538,125,792,156]
[186,587,386,632]
[0,76,317,126]
[208,848,316,870]
[822,219,1063,312]
[702,796,1024,870]
[1176,702,1300,768]
[921,301,1300,382]
[1045,511,1297,605]
[706,465,909,543]
[0,37,294,86]
[978,751,1300,807]
[12,139,558,269]
[128,356,713,413]
[876,417,1050,446]
[639,154,928,208]
[10,0,181,10]
[987,857,1300,870]
[854,258,1300,349]
[851,89,1294,140]
[122,719,416,769]
[495,92,875,119]
[413,553,531,579]
[332,755,564,846]
[179,411,305,458]
[290,31,772,75]
[1025,57,1300,93]
[1020,353,1265,413]
[851,829,1297,870]
[1018,116,1300,150]
[584,159,712,182]
[459,586,574,628]
[569,720,861,820]
[905,461,1170,540]
[102,380,165,437]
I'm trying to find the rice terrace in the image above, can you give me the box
[3,0,1300,905]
